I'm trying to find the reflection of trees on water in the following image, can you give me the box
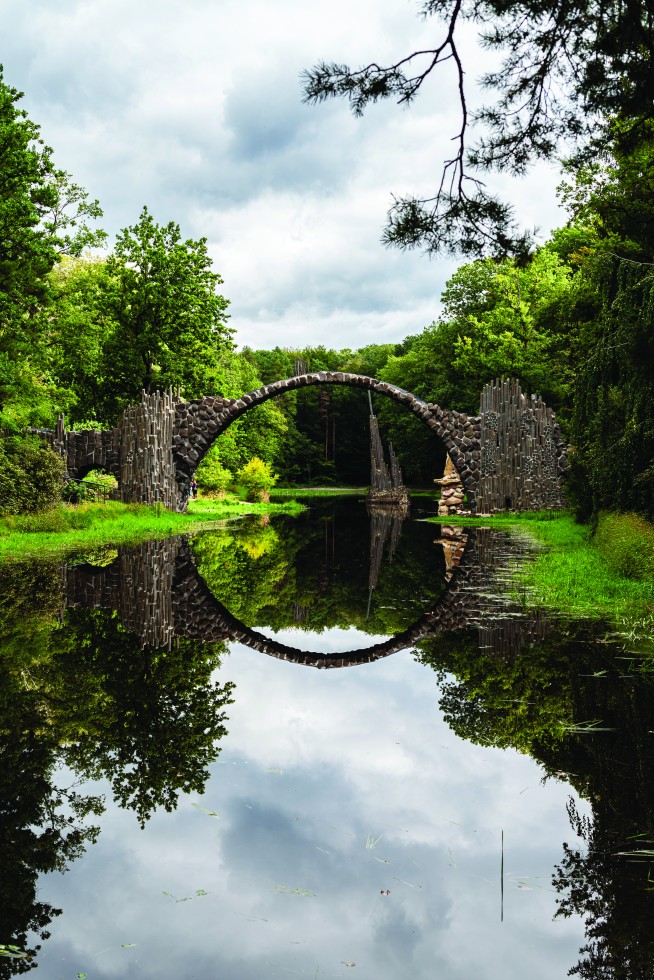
[192,502,451,638]
[0,559,233,975]
[367,504,406,596]
[3,514,654,977]
[418,620,654,979]
[549,645,654,979]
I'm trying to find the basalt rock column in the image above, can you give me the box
[477,379,568,513]
[119,390,178,508]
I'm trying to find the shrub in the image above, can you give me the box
[236,457,278,502]
[0,436,64,515]
[594,512,654,581]
[196,451,233,496]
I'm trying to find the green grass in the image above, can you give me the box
[513,517,654,653]
[429,510,654,645]
[593,512,654,581]
[428,508,564,525]
[0,495,305,562]
[270,486,367,497]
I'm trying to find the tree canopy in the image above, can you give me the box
[99,207,233,417]
[302,0,654,258]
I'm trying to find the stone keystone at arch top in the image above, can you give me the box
[42,374,568,513]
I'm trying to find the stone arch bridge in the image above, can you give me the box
[42,373,568,514]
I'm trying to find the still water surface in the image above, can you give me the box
[2,497,654,979]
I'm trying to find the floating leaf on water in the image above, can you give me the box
[266,767,284,774]
[273,885,316,897]
[195,889,209,896]
[392,875,421,889]
[121,943,137,948]
[0,945,30,960]
[192,803,219,818]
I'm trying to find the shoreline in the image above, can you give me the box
[0,496,305,563]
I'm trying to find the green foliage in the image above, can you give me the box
[195,452,232,495]
[417,628,575,755]
[99,207,233,419]
[507,516,654,641]
[555,138,654,518]
[0,68,105,432]
[36,256,114,425]
[196,349,288,476]
[0,437,63,516]
[381,247,576,415]
[593,512,654,582]
[237,457,278,501]
[569,255,654,517]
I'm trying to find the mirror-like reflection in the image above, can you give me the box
[1,497,654,978]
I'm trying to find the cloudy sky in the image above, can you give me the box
[3,0,565,350]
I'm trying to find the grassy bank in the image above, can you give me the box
[0,495,304,562]
[431,510,654,645]
[270,486,367,498]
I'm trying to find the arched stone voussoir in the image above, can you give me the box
[172,373,480,506]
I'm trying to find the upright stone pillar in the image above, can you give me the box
[476,378,568,513]
[118,390,178,508]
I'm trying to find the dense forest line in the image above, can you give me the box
[1,66,652,519]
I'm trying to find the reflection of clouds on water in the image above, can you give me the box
[255,625,389,653]
[36,644,587,979]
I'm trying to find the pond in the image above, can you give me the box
[2,496,654,979]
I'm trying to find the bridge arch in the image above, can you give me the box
[172,372,481,508]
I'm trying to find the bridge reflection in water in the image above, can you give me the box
[62,521,548,666]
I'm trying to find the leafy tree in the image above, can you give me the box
[375,243,577,483]
[32,256,113,425]
[197,349,288,478]
[0,67,105,429]
[302,1,654,257]
[554,138,654,518]
[195,454,232,495]
[558,120,654,261]
[569,257,654,518]
[98,207,233,418]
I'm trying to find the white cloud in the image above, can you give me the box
[37,644,588,979]
[2,0,567,352]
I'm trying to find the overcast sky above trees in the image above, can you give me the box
[3,0,565,350]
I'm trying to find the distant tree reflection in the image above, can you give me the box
[418,620,654,979]
[0,561,234,974]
